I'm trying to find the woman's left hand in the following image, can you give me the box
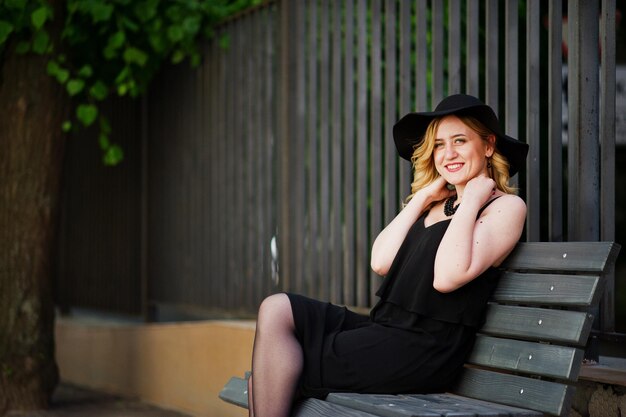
[463,175,496,207]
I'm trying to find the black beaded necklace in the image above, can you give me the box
[444,195,459,216]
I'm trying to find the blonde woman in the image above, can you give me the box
[248,94,529,417]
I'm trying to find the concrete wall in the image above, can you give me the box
[55,317,255,417]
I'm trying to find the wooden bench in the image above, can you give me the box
[220,241,620,417]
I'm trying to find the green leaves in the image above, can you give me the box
[3,0,259,166]
[31,6,49,29]
[66,79,85,96]
[0,21,15,45]
[76,104,98,127]
[123,46,148,66]
[47,60,69,83]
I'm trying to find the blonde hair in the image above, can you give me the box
[405,115,516,204]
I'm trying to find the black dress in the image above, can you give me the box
[287,202,502,399]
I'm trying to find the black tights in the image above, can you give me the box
[249,294,303,417]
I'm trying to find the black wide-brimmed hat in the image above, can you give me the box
[393,94,529,176]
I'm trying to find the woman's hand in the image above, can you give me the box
[371,176,452,276]
[418,175,456,206]
[461,175,495,208]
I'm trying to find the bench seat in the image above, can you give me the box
[220,241,620,417]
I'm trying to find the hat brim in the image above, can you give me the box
[393,105,528,177]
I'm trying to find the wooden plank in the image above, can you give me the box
[492,272,601,306]
[369,0,383,304]
[453,368,574,417]
[330,0,342,304]
[328,392,541,416]
[600,0,617,332]
[485,0,499,108]
[468,335,584,381]
[435,394,542,417]
[294,398,380,417]
[481,304,593,346]
[447,0,461,95]
[306,0,319,299]
[430,0,443,107]
[218,376,248,409]
[356,0,368,307]
[504,0,520,190]
[501,242,620,273]
[567,0,600,242]
[414,0,427,111]
[343,0,356,305]
[327,393,443,416]
[398,0,411,201]
[547,0,563,241]
[525,0,540,241]
[318,0,330,300]
[465,0,479,96]
[383,0,398,225]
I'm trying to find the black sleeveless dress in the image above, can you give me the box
[287,201,502,399]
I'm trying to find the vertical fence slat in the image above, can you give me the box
[568,0,600,242]
[294,2,307,295]
[415,0,427,111]
[600,0,616,332]
[250,12,262,308]
[343,0,356,305]
[466,0,480,97]
[448,0,461,95]
[319,0,331,300]
[278,0,297,293]
[369,0,382,304]
[525,0,541,242]
[227,23,237,307]
[398,0,411,206]
[505,0,520,190]
[384,0,398,227]
[265,5,277,297]
[330,0,342,304]
[356,0,368,307]
[431,0,444,108]
[548,0,563,242]
[306,0,319,299]
[485,0,499,108]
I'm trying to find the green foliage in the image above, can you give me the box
[0,0,261,165]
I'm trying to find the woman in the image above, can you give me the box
[248,94,529,417]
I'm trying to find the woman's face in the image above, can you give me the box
[432,115,494,186]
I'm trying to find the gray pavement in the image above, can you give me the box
[5,384,192,417]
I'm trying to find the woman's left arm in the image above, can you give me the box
[433,183,526,293]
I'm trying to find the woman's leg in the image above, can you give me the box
[249,293,303,417]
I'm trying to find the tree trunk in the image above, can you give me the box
[0,7,69,413]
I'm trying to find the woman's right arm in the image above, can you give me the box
[370,177,451,276]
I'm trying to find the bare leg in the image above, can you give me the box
[250,293,303,417]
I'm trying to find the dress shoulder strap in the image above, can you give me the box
[476,195,502,218]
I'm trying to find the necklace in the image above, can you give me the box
[444,195,459,216]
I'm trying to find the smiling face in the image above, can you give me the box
[432,115,495,187]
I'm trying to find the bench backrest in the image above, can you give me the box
[451,241,621,417]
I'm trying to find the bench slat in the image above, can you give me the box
[218,376,248,409]
[467,335,584,381]
[436,394,542,417]
[294,398,380,417]
[482,304,593,346]
[500,241,619,273]
[493,272,600,306]
[453,368,574,417]
[326,392,542,416]
[326,392,483,416]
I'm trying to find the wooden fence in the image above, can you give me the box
[57,0,619,330]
